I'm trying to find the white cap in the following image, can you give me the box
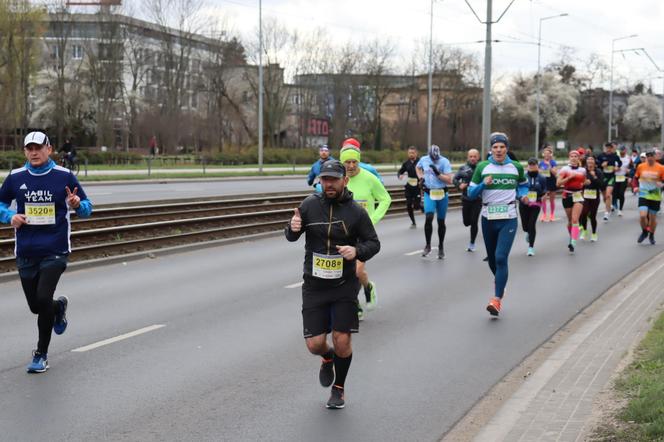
[23,131,50,147]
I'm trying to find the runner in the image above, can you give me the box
[397,146,421,228]
[0,131,93,373]
[307,145,333,190]
[285,159,380,409]
[518,158,547,256]
[538,146,558,222]
[579,156,605,242]
[340,145,391,317]
[612,145,632,216]
[341,138,382,181]
[468,132,528,316]
[632,149,664,245]
[454,148,482,252]
[416,144,454,259]
[597,142,621,221]
[557,150,587,254]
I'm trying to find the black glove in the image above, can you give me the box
[429,164,441,176]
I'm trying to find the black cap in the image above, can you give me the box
[527,157,538,165]
[318,160,346,178]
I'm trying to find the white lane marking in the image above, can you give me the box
[285,281,303,289]
[71,324,166,352]
[404,246,438,256]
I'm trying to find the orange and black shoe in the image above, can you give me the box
[319,356,335,387]
[326,385,345,409]
[486,298,502,316]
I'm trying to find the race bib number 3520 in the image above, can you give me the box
[25,203,55,225]
[312,253,343,279]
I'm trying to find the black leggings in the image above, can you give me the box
[612,180,627,210]
[405,190,421,224]
[462,199,482,243]
[518,204,540,247]
[581,197,601,233]
[18,256,67,354]
[424,213,446,249]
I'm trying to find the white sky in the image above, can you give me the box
[193,0,664,92]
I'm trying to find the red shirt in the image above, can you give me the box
[559,165,586,191]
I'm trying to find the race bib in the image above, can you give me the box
[572,191,584,203]
[540,169,551,178]
[603,166,615,173]
[429,189,445,200]
[487,204,510,220]
[25,203,55,225]
[527,191,538,202]
[583,189,597,199]
[407,178,418,187]
[616,175,626,183]
[312,253,343,279]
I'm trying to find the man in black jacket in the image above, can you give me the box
[454,148,481,251]
[397,145,421,227]
[285,160,380,409]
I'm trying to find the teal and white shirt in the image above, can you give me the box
[468,157,528,219]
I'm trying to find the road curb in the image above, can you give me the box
[442,249,664,442]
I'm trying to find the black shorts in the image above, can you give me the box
[545,177,558,192]
[302,277,360,338]
[562,192,584,209]
[638,198,661,213]
[603,174,615,187]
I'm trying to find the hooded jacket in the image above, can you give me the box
[285,189,380,287]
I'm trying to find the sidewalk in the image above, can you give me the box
[446,250,664,442]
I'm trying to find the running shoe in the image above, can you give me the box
[53,295,68,335]
[326,385,345,409]
[421,244,431,257]
[649,234,656,245]
[486,298,501,316]
[365,282,377,310]
[319,356,335,387]
[618,210,623,217]
[437,248,445,260]
[548,214,556,222]
[410,223,417,229]
[638,231,648,244]
[540,214,547,222]
[579,227,586,241]
[26,351,48,373]
[603,212,609,221]
[527,247,535,256]
[466,242,476,252]
[568,240,575,254]
[483,256,489,262]
[591,233,598,242]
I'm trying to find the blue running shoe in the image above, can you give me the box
[53,296,68,335]
[27,351,48,373]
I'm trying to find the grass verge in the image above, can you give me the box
[593,309,664,441]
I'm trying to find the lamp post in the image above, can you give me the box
[427,0,435,149]
[535,13,567,158]
[258,0,264,172]
[608,34,638,142]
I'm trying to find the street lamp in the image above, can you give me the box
[258,0,264,172]
[609,34,638,142]
[534,13,567,158]
[427,0,436,150]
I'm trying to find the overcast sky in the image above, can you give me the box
[193,0,664,91]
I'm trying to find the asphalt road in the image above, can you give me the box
[83,175,403,205]
[0,194,659,442]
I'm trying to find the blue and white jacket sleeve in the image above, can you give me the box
[0,175,16,224]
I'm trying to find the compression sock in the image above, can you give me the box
[571,224,580,241]
[333,353,352,388]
